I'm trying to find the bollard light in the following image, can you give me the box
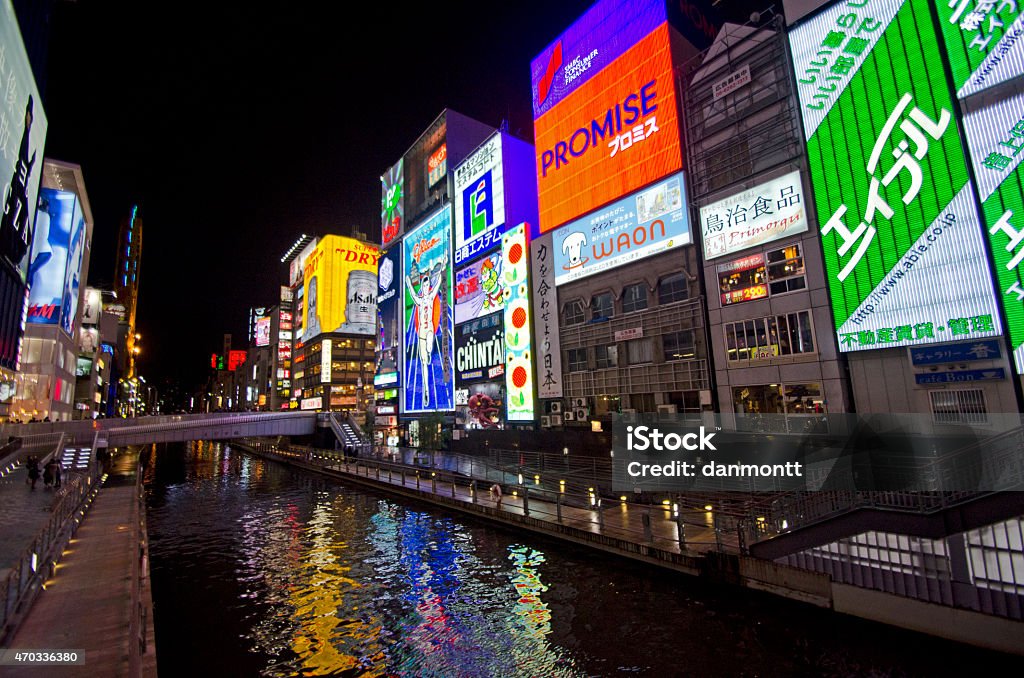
[559,479,565,493]
[673,503,679,517]
[534,474,540,485]
[704,504,713,512]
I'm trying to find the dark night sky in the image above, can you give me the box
[40,0,757,397]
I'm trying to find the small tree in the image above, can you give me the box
[419,412,450,451]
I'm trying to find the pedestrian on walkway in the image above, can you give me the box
[53,456,62,488]
[43,458,55,488]
[25,456,40,490]
[490,483,503,507]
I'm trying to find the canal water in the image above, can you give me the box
[143,442,1022,677]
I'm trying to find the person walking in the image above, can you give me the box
[25,456,40,490]
[489,483,503,507]
[50,456,62,488]
[42,457,55,488]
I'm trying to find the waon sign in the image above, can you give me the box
[533,24,683,233]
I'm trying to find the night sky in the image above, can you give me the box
[40,0,755,397]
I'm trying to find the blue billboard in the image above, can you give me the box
[375,246,402,388]
[402,207,454,413]
[552,171,690,285]
[27,188,83,330]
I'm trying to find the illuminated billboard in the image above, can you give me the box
[791,0,1002,352]
[289,238,318,287]
[530,0,667,120]
[228,350,247,371]
[963,91,1024,371]
[255,316,271,347]
[534,24,684,233]
[454,133,506,263]
[375,246,402,388]
[530,232,563,399]
[0,0,48,281]
[936,0,1023,99]
[455,381,505,430]
[302,234,380,340]
[699,170,807,259]
[59,196,86,337]
[27,188,83,329]
[502,224,535,421]
[427,144,447,188]
[455,312,504,384]
[381,159,404,248]
[454,252,506,325]
[552,171,690,285]
[82,287,101,325]
[402,207,454,413]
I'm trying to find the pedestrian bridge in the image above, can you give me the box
[1,411,317,448]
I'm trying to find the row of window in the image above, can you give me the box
[562,273,690,326]
[566,330,696,371]
[724,310,815,362]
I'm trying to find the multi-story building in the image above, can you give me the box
[684,16,852,423]
[529,0,718,426]
[13,159,93,421]
[376,109,497,443]
[295,233,379,416]
[0,5,48,421]
[114,205,142,377]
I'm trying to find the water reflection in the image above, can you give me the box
[144,442,1023,678]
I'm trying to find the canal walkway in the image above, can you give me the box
[1,452,157,677]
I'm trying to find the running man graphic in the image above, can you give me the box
[405,257,446,407]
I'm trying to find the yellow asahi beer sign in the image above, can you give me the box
[303,235,380,339]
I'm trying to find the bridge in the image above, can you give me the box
[0,411,317,449]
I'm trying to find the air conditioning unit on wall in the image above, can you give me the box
[572,397,587,408]
[657,404,678,414]
[563,411,575,422]
[550,401,563,414]
[574,408,587,420]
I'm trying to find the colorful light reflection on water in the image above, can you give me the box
[144,442,1023,677]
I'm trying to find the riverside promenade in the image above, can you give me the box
[0,452,156,677]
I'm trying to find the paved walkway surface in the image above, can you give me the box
[0,468,71,573]
[3,453,153,678]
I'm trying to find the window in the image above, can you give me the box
[562,300,585,326]
[567,348,588,372]
[591,292,614,320]
[663,330,695,361]
[724,311,815,362]
[658,273,689,305]
[596,344,618,369]
[930,389,988,424]
[627,338,653,364]
[766,244,807,295]
[622,283,648,313]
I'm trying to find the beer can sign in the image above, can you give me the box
[341,269,377,334]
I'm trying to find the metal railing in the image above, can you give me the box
[238,438,742,557]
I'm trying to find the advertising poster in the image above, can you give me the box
[454,252,506,325]
[381,159,404,248]
[963,91,1024,372]
[402,207,454,413]
[700,170,808,259]
[936,0,1024,99]
[530,232,563,399]
[552,171,690,285]
[59,196,86,337]
[303,234,380,340]
[790,0,1002,352]
[27,188,77,325]
[454,133,507,264]
[455,381,505,430]
[455,312,504,384]
[375,246,402,387]
[255,316,271,347]
[0,0,48,280]
[502,224,535,421]
[82,287,102,325]
[533,24,683,232]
